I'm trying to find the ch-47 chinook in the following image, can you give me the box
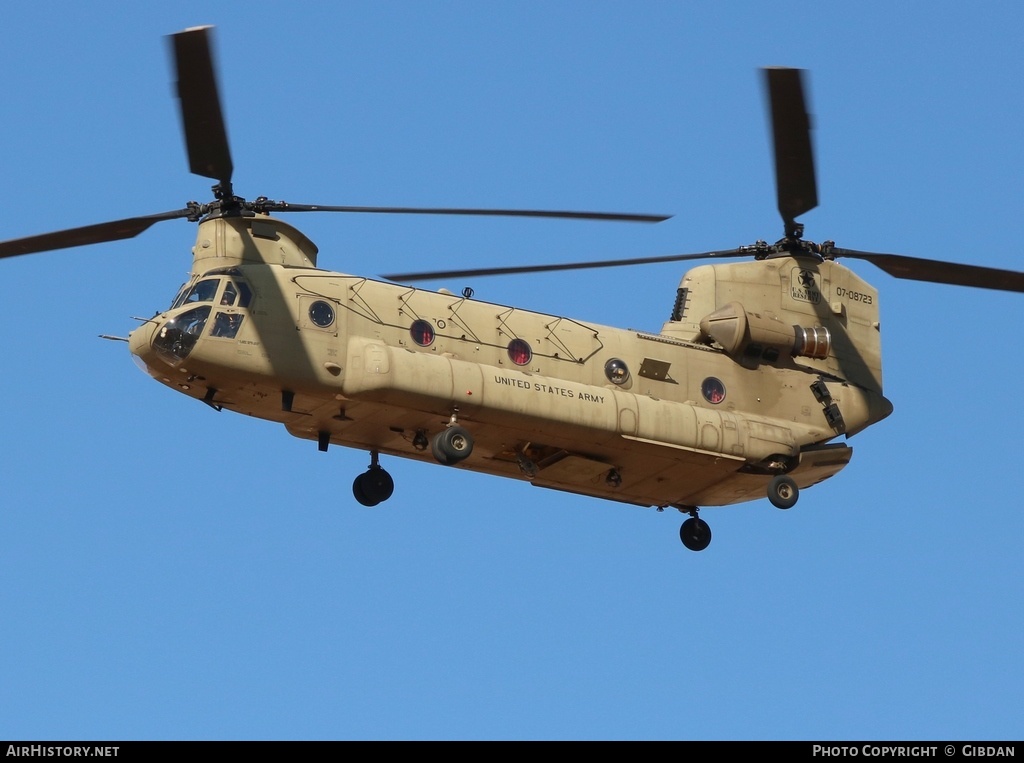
[2,27,1023,551]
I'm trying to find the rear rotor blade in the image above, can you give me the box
[0,208,195,259]
[268,202,670,223]
[171,26,233,187]
[765,67,817,233]
[383,248,746,282]
[832,248,1024,293]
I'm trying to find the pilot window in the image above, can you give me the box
[169,283,190,309]
[171,278,219,309]
[153,305,211,362]
[234,281,253,308]
[170,278,253,311]
[211,312,244,339]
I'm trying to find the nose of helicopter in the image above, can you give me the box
[128,320,160,374]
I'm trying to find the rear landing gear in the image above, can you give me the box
[767,475,799,509]
[679,509,712,552]
[352,450,394,507]
[675,475,801,550]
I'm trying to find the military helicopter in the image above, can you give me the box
[3,27,1023,551]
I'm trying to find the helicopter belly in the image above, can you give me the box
[283,396,742,507]
[284,394,839,510]
[267,338,828,508]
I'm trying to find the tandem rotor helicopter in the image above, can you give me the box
[3,27,1023,551]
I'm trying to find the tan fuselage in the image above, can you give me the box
[129,215,892,511]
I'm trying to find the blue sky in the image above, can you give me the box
[1,1,1022,741]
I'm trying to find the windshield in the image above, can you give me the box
[171,277,253,310]
[171,279,219,310]
[153,306,211,363]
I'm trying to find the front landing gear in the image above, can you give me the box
[352,450,394,507]
[679,509,712,552]
[431,425,474,466]
[430,408,474,466]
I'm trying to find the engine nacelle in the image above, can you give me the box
[699,301,831,361]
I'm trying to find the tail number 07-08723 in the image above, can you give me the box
[834,287,873,305]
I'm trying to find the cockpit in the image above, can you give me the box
[169,274,253,311]
[153,273,253,364]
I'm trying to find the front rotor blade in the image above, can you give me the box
[383,248,745,282]
[765,67,818,230]
[170,26,233,187]
[0,209,194,259]
[833,248,1024,293]
[268,202,670,223]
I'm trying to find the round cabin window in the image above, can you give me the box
[309,300,335,328]
[410,319,435,347]
[701,377,726,404]
[604,358,630,385]
[507,338,532,366]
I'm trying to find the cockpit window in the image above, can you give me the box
[169,283,190,309]
[171,279,220,310]
[185,279,219,305]
[153,305,211,363]
[234,281,253,308]
[211,312,244,339]
[171,278,253,310]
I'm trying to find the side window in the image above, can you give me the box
[211,312,244,339]
[234,281,253,308]
[220,282,238,306]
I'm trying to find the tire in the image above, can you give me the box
[361,466,394,504]
[431,432,455,466]
[352,472,380,507]
[432,426,474,465]
[679,517,712,551]
[768,475,799,510]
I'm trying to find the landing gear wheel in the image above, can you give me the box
[431,425,474,465]
[679,517,712,551]
[352,466,394,507]
[768,475,799,509]
[352,472,376,506]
